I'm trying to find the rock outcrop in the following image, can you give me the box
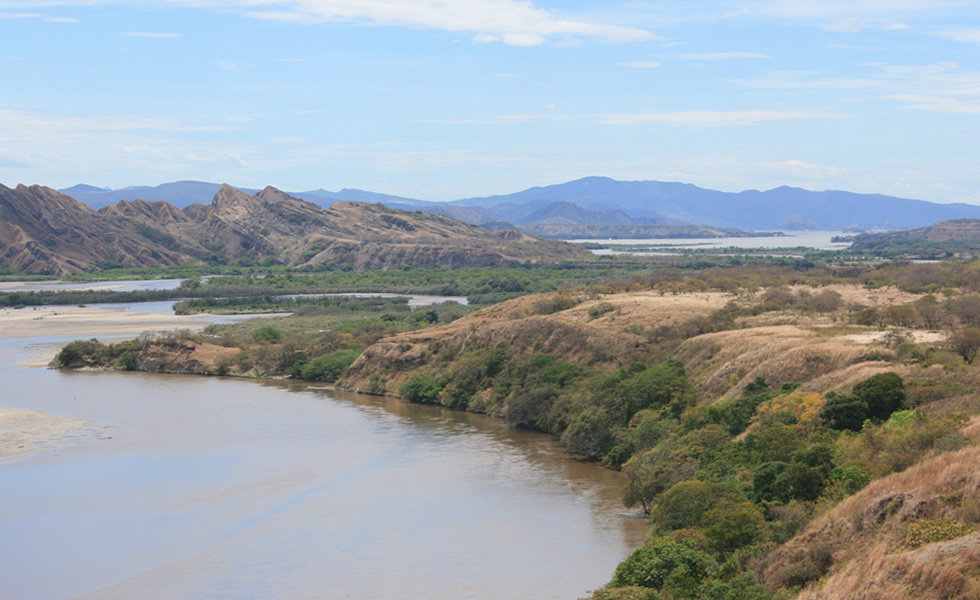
[0,183,589,274]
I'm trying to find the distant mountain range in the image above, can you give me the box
[60,177,980,236]
[1,184,586,275]
[60,182,425,211]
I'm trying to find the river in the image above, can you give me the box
[574,230,853,255]
[0,306,646,599]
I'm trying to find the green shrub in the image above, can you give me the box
[611,539,717,591]
[399,375,444,403]
[252,325,283,344]
[300,348,360,382]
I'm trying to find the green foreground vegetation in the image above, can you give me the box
[45,254,980,599]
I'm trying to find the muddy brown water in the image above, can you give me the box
[0,337,647,599]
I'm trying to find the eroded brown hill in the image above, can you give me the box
[0,183,589,274]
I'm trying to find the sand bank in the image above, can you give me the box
[1,304,210,457]
[0,304,215,341]
[0,406,106,460]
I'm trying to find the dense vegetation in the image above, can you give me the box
[52,295,473,383]
[45,254,980,599]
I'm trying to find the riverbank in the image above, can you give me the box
[0,320,645,599]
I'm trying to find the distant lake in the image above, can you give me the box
[0,308,645,599]
[572,231,853,254]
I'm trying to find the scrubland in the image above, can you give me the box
[54,261,980,599]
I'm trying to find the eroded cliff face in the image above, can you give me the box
[0,183,590,274]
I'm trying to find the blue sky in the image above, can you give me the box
[1,1,978,203]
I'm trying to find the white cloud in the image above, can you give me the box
[240,0,655,45]
[594,109,846,127]
[933,29,980,45]
[474,32,547,47]
[217,59,239,71]
[872,62,980,113]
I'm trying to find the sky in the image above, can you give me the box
[1,1,979,204]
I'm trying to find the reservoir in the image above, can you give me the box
[0,311,646,599]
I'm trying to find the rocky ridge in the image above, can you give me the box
[0,183,589,274]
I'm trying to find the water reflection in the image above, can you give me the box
[1,353,646,599]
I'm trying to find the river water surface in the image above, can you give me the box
[0,322,646,598]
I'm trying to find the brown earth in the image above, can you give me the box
[0,183,589,274]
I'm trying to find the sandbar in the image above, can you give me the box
[0,406,105,460]
[0,304,217,361]
[0,304,215,457]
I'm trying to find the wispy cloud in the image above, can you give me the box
[932,28,980,45]
[0,10,74,22]
[873,61,980,114]
[239,0,655,46]
[217,59,240,71]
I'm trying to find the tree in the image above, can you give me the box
[852,372,906,422]
[611,539,717,591]
[651,480,741,531]
[559,406,615,460]
[752,461,789,503]
[702,500,765,553]
[820,392,869,431]
[810,289,842,313]
[949,327,980,364]
[612,359,694,423]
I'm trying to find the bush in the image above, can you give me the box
[611,539,717,591]
[651,480,742,532]
[894,517,973,551]
[560,406,616,459]
[252,325,283,344]
[53,339,103,366]
[299,348,361,382]
[399,375,444,403]
[702,500,765,553]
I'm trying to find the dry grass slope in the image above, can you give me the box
[765,445,980,599]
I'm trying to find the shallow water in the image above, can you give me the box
[574,230,853,254]
[0,337,646,599]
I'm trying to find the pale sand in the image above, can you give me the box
[1,304,212,457]
[0,304,217,364]
[0,406,107,460]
